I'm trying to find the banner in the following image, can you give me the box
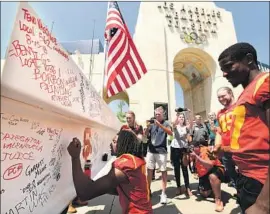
[1,2,121,214]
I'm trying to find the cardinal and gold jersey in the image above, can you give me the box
[217,104,235,147]
[196,146,224,178]
[229,72,269,184]
[112,154,153,214]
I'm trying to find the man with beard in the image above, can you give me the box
[215,87,238,189]
[217,42,269,214]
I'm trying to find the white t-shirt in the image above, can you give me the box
[171,125,189,149]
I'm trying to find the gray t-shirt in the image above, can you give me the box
[148,121,171,154]
[191,123,209,146]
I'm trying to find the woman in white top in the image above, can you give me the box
[171,112,193,196]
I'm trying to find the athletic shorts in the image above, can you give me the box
[146,152,167,172]
[198,166,225,192]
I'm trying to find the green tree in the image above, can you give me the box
[116,101,126,123]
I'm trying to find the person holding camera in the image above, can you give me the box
[145,106,173,204]
[171,111,193,197]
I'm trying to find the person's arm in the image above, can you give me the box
[136,125,143,141]
[196,155,214,170]
[190,151,214,170]
[156,120,173,136]
[71,158,127,201]
[68,138,128,201]
[188,126,194,143]
[186,109,193,130]
[173,126,181,142]
[144,122,151,137]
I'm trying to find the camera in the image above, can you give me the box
[175,107,188,113]
[147,117,155,124]
[186,145,194,153]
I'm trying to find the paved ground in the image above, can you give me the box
[67,159,242,214]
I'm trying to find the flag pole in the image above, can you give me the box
[101,2,110,100]
[50,21,54,35]
[89,19,96,82]
[101,40,108,99]
[115,2,125,24]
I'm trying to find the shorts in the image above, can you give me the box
[198,166,225,192]
[146,152,167,172]
[236,173,263,213]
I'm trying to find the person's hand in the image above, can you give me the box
[172,120,177,129]
[207,145,220,159]
[154,119,161,127]
[213,144,221,153]
[146,120,151,129]
[67,138,81,159]
[190,151,197,158]
[172,115,179,127]
[245,202,268,214]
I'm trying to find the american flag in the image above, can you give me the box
[104,1,147,98]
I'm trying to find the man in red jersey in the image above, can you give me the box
[218,42,269,214]
[190,146,225,212]
[214,87,238,188]
[68,130,153,214]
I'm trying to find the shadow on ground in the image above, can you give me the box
[229,206,242,214]
[153,203,183,214]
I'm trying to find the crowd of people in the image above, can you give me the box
[67,42,269,214]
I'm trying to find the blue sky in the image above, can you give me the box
[1,2,269,114]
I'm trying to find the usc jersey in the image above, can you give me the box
[217,105,235,147]
[196,146,224,178]
[230,72,269,184]
[112,154,153,214]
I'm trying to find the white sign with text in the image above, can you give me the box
[1,2,121,214]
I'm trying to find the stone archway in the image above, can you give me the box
[173,48,216,119]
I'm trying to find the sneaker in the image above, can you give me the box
[160,193,167,204]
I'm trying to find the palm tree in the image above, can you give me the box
[116,101,126,123]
